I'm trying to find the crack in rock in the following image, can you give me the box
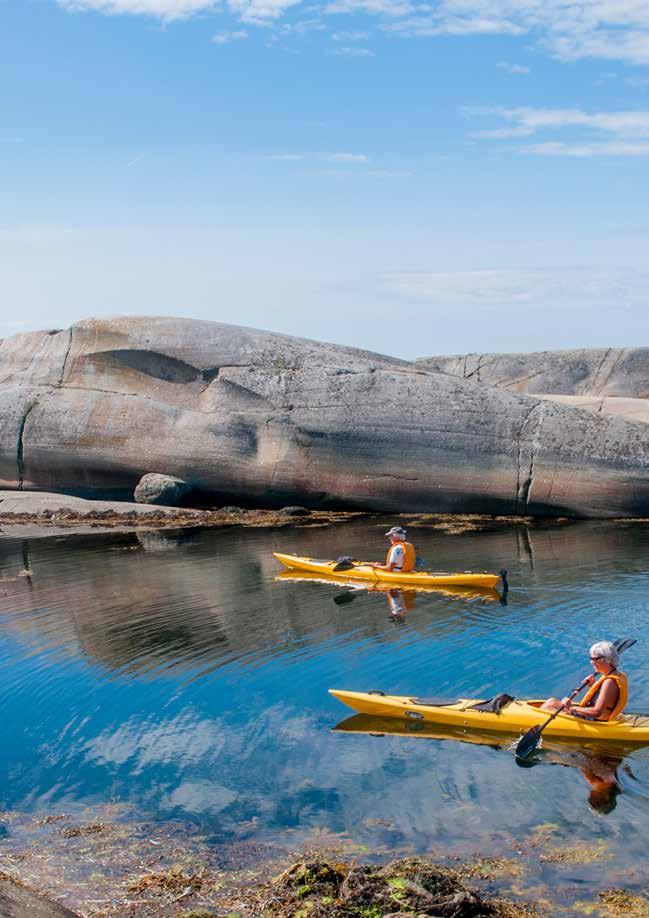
[515,402,542,515]
[17,401,38,490]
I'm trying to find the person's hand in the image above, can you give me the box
[583,673,596,686]
[561,697,572,709]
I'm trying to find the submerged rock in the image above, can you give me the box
[1,317,649,517]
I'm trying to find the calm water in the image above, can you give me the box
[2,518,649,890]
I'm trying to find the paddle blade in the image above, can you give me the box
[333,591,357,606]
[515,725,543,760]
[614,638,637,654]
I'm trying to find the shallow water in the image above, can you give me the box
[2,518,649,901]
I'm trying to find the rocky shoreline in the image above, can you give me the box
[2,804,649,917]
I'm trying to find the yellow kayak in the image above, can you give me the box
[329,690,649,744]
[273,552,502,590]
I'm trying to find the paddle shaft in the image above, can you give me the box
[534,676,591,734]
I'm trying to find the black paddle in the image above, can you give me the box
[515,637,636,761]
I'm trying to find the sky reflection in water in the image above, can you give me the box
[1,519,649,871]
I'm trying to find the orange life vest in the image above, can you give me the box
[578,670,628,721]
[385,541,416,572]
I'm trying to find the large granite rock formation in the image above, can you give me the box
[416,348,649,397]
[2,317,649,517]
[416,348,649,428]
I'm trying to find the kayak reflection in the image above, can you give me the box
[333,714,647,815]
[275,570,502,605]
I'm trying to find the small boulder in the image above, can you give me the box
[278,506,311,517]
[134,473,193,507]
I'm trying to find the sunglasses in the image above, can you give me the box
[590,655,605,662]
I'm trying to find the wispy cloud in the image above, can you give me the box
[496,60,530,75]
[525,141,649,157]
[212,28,248,42]
[266,151,369,163]
[57,0,649,68]
[58,0,220,20]
[324,152,369,162]
[331,30,369,41]
[385,266,649,308]
[466,106,649,155]
[330,45,374,56]
[228,0,301,24]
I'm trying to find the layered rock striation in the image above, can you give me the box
[417,348,649,427]
[416,348,649,398]
[2,317,649,517]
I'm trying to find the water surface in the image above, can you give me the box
[2,518,649,901]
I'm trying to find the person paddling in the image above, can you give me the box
[367,526,417,573]
[540,641,629,722]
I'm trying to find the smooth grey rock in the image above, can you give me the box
[0,490,200,517]
[0,877,79,917]
[134,473,192,506]
[535,393,649,425]
[1,317,649,517]
[416,347,649,397]
[278,506,311,516]
[416,349,649,426]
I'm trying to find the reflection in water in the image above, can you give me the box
[2,518,649,900]
[334,713,647,816]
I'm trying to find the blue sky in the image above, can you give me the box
[2,0,649,357]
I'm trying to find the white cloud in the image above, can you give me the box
[227,0,302,23]
[524,140,649,156]
[331,45,375,55]
[496,60,531,74]
[385,266,649,309]
[58,0,220,20]
[57,0,649,68]
[324,152,369,162]
[467,106,649,155]
[212,27,248,41]
[325,0,413,15]
[331,29,369,40]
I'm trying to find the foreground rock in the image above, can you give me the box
[0,490,356,533]
[0,873,79,917]
[2,317,649,517]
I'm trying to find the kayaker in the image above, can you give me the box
[367,526,416,573]
[541,641,629,721]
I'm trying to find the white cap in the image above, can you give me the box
[385,526,406,539]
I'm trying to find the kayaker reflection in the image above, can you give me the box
[367,526,417,573]
[386,588,416,622]
[580,751,623,814]
[540,641,629,722]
